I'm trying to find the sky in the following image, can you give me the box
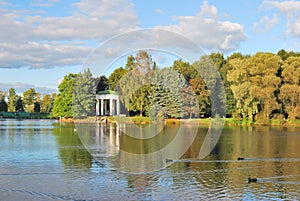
[0,0,299,94]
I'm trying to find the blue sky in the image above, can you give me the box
[0,0,299,94]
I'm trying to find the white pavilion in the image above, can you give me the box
[95,90,121,116]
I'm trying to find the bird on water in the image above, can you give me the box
[248,177,257,183]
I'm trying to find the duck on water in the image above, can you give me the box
[248,177,257,183]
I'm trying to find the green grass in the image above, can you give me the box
[110,116,151,124]
[111,117,300,127]
[285,119,300,126]
[57,115,300,127]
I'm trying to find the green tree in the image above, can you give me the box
[0,90,7,112]
[50,93,57,112]
[249,53,282,120]
[34,92,41,112]
[227,58,252,119]
[180,86,198,118]
[132,51,152,116]
[148,68,187,118]
[277,49,300,61]
[125,54,136,70]
[192,55,226,117]
[36,92,41,102]
[172,58,212,117]
[23,88,36,112]
[40,94,51,113]
[73,69,96,117]
[209,52,226,71]
[108,67,129,90]
[277,49,289,61]
[171,56,227,118]
[7,88,16,112]
[227,52,248,60]
[172,59,196,81]
[279,56,300,119]
[15,95,24,112]
[117,51,152,116]
[189,77,210,117]
[228,52,282,120]
[210,53,237,117]
[95,75,109,93]
[52,73,78,118]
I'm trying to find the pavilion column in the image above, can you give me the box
[109,98,113,116]
[100,99,104,116]
[116,96,120,116]
[96,99,100,116]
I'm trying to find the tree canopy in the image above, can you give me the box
[73,69,96,117]
[52,73,78,118]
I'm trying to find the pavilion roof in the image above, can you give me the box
[97,90,119,95]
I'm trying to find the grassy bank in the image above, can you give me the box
[70,116,300,127]
[111,116,211,126]
[0,112,51,119]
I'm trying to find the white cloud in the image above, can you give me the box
[104,47,122,58]
[0,0,139,69]
[0,0,249,71]
[25,0,139,41]
[0,41,92,68]
[197,0,218,19]
[254,14,278,33]
[155,0,247,52]
[0,82,57,94]
[261,0,300,38]
[154,9,164,15]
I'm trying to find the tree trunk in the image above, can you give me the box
[140,106,143,117]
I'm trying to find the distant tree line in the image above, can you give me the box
[0,88,56,113]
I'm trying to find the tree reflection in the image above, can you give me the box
[53,123,92,170]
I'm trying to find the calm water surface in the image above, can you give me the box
[0,119,300,200]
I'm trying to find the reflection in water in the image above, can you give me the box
[1,119,300,200]
[77,123,199,173]
[76,122,300,199]
[178,126,300,200]
[53,122,92,170]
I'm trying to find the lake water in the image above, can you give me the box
[0,119,300,200]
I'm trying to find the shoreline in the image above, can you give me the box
[2,115,298,127]
[61,116,300,127]
[0,115,300,127]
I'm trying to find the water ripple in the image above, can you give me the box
[0,187,82,201]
